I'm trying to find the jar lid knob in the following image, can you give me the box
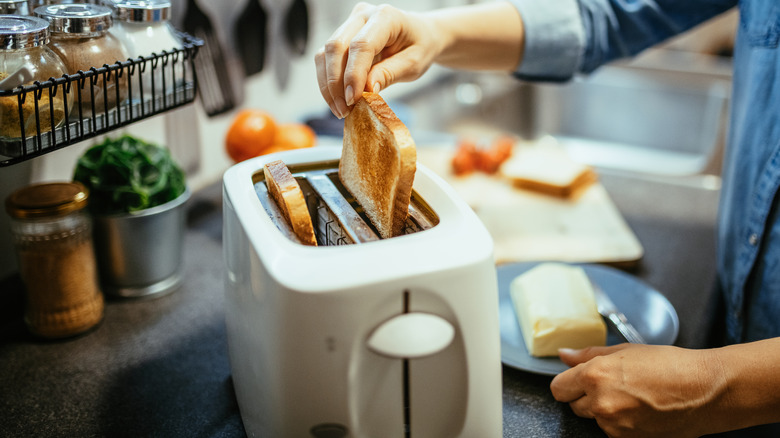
[112,0,171,23]
[0,15,50,50]
[34,4,114,35]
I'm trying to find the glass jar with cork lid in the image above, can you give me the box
[34,3,129,118]
[0,15,73,140]
[5,181,104,339]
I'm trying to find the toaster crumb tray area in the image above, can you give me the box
[253,161,439,246]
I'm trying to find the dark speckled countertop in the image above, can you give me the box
[2,172,777,437]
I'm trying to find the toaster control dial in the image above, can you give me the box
[367,313,455,359]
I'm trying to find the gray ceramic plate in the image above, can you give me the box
[498,262,679,376]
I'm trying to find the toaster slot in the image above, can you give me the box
[307,174,380,244]
[254,163,439,246]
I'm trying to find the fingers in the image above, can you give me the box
[316,3,423,119]
[550,365,586,403]
[568,394,595,419]
[343,6,401,99]
[316,6,372,119]
[551,345,632,403]
[558,344,631,367]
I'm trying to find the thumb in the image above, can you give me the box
[558,344,631,367]
[365,49,431,95]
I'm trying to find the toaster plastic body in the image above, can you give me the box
[222,147,502,437]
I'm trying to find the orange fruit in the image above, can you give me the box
[272,123,316,150]
[225,109,278,162]
[262,144,297,155]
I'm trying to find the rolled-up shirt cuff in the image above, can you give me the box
[509,0,585,82]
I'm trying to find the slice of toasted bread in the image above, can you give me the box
[500,144,596,198]
[263,160,317,246]
[339,92,416,239]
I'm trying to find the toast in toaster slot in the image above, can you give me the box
[339,92,417,239]
[263,160,318,246]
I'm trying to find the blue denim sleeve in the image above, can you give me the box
[511,0,737,81]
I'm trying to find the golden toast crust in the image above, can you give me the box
[264,160,317,246]
[339,92,416,238]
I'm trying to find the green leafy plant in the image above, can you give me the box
[73,135,186,215]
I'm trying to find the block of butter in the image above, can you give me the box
[510,263,607,357]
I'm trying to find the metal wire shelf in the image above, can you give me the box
[0,33,203,167]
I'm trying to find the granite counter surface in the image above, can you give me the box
[2,174,776,437]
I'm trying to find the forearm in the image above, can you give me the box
[703,338,780,434]
[425,1,524,72]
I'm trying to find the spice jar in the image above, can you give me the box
[0,16,72,140]
[109,0,181,102]
[0,0,30,15]
[35,3,128,117]
[5,181,104,339]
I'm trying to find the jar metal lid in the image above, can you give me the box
[5,182,89,219]
[112,0,171,23]
[34,4,114,35]
[0,0,30,16]
[0,15,50,50]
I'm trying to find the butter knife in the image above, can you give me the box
[592,283,647,344]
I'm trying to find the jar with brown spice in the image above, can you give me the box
[5,181,104,339]
[0,15,72,140]
[34,3,128,117]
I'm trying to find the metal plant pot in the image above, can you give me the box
[92,188,190,298]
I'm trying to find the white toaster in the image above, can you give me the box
[222,146,502,438]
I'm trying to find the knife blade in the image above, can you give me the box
[592,283,647,344]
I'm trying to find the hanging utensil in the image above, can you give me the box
[234,0,268,77]
[183,0,236,116]
[268,0,290,91]
[284,0,308,57]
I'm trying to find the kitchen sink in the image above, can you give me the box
[397,50,732,187]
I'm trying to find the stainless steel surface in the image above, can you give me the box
[592,282,647,344]
[399,51,731,180]
[92,188,190,297]
[253,165,437,245]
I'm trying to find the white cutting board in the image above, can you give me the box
[417,145,644,266]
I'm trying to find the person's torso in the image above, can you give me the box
[718,0,780,343]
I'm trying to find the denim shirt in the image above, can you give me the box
[511,0,780,344]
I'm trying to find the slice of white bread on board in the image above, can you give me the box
[339,92,417,239]
[500,142,596,198]
[263,159,317,246]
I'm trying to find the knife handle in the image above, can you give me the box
[607,313,647,344]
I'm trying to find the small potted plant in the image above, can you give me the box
[73,135,189,298]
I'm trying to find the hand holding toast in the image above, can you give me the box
[315,3,442,119]
[315,2,524,119]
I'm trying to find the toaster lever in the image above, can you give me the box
[367,313,455,359]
